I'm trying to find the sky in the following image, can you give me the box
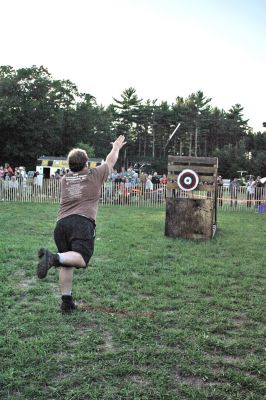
[1,0,266,132]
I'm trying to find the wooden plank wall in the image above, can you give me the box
[167,156,218,192]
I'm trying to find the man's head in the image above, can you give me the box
[67,148,88,172]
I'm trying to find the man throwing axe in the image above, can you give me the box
[37,135,126,312]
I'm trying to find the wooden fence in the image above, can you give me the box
[0,178,266,212]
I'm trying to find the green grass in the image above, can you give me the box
[1,203,265,400]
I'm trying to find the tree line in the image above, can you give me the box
[0,65,265,178]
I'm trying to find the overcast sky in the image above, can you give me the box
[1,0,266,131]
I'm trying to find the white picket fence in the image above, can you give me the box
[0,178,265,212]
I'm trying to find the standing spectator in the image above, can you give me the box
[9,175,19,199]
[160,174,168,197]
[131,172,140,186]
[7,164,14,176]
[217,175,224,207]
[3,165,9,178]
[151,172,160,186]
[145,175,153,200]
[229,178,240,207]
[3,175,10,200]
[32,172,38,196]
[33,171,42,196]
[145,175,153,191]
[104,176,113,201]
[254,176,263,206]
[55,169,61,180]
[160,174,167,186]
[246,176,255,208]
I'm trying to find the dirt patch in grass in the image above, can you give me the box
[76,302,155,318]
[231,313,249,328]
[71,320,99,337]
[14,269,36,289]
[174,368,223,387]
[102,331,114,352]
[129,372,150,386]
[222,354,243,363]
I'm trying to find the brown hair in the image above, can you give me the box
[67,148,88,172]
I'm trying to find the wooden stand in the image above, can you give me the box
[165,198,214,240]
[165,156,218,240]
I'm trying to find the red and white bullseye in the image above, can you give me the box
[177,169,199,191]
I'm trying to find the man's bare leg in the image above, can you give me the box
[58,251,86,313]
[59,267,74,294]
[58,251,86,268]
[58,251,86,293]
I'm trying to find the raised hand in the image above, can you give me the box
[111,135,127,150]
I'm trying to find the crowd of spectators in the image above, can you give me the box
[110,167,167,188]
[0,163,168,202]
[103,167,168,203]
[0,163,42,199]
[1,162,265,207]
[217,175,265,208]
[0,164,27,180]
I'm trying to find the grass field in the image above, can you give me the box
[1,203,265,400]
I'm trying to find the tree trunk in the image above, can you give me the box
[143,128,147,157]
[138,130,141,158]
[189,132,192,156]
[152,125,155,159]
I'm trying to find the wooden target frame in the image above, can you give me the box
[177,169,199,191]
[165,156,218,240]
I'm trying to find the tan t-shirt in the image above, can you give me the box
[57,163,110,222]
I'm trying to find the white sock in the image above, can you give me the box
[62,291,72,296]
[58,253,65,264]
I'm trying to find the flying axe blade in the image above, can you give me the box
[165,123,181,148]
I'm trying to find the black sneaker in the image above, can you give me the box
[37,248,60,279]
[61,295,77,313]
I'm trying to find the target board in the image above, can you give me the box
[177,169,199,191]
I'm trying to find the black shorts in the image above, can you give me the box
[54,215,96,266]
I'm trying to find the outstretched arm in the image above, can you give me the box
[105,135,127,170]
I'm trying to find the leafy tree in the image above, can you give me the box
[1,65,265,177]
[112,87,142,166]
[75,142,95,158]
[214,141,249,178]
[0,65,84,166]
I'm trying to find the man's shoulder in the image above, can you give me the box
[92,163,110,176]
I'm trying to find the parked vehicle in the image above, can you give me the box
[223,179,231,187]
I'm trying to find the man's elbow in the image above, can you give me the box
[106,158,114,171]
